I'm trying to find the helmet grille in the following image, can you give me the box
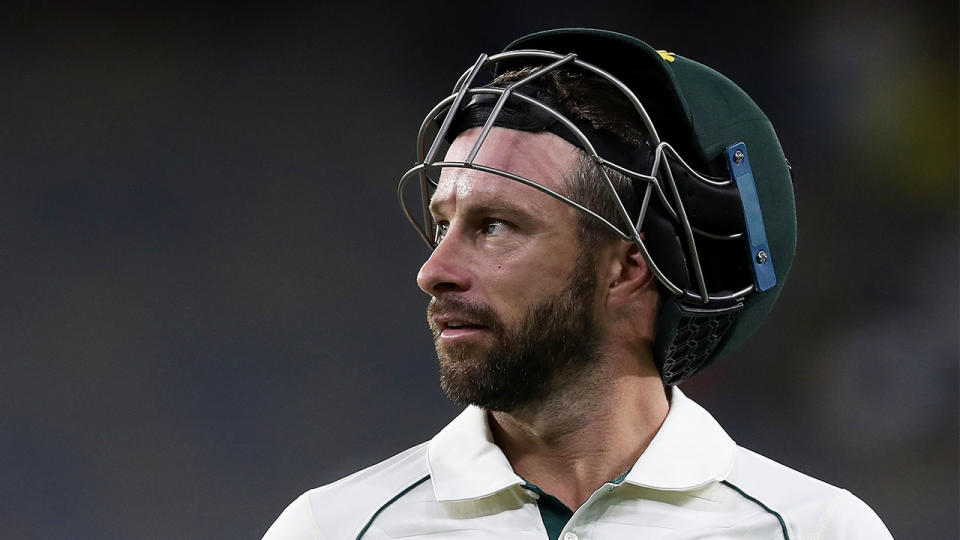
[657,303,741,385]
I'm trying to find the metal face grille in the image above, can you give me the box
[397,50,757,307]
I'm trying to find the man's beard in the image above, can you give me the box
[426,254,602,412]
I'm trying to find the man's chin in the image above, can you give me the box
[436,350,512,409]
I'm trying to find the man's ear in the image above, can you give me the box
[605,240,655,306]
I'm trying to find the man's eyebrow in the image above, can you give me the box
[428,198,444,217]
[429,197,530,219]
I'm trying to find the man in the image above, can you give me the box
[263,29,893,539]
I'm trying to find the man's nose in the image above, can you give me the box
[416,233,471,295]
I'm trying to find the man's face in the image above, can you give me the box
[417,127,605,412]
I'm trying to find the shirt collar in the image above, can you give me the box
[427,387,736,502]
[621,386,736,491]
[427,404,525,502]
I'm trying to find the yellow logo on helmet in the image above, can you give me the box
[657,50,676,62]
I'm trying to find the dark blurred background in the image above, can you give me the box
[0,2,956,539]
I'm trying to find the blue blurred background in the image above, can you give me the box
[0,2,956,538]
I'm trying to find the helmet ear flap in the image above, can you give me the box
[654,299,743,385]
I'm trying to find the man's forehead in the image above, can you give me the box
[430,127,579,214]
[444,127,578,175]
[429,172,522,215]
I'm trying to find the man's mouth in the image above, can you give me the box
[445,320,484,329]
[428,297,498,341]
[436,318,489,339]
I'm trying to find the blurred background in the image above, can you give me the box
[0,1,956,538]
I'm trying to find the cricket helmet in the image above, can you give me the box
[398,28,797,384]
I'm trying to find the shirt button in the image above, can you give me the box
[563,532,578,540]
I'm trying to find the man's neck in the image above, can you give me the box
[488,356,668,512]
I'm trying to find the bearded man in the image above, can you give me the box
[263,28,893,540]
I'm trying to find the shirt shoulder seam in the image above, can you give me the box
[809,488,850,540]
[303,489,324,539]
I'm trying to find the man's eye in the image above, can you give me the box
[483,220,505,235]
[434,222,449,243]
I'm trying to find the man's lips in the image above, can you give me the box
[433,316,490,339]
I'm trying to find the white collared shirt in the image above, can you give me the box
[263,388,893,539]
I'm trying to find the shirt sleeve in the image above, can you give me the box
[262,491,322,540]
[812,489,894,540]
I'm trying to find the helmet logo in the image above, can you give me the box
[656,50,676,62]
